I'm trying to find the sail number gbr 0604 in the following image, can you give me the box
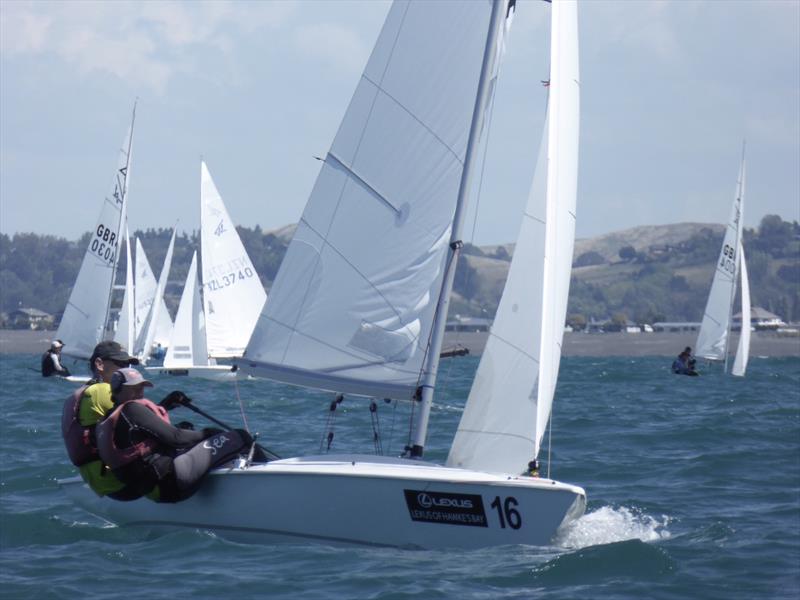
[91,224,117,265]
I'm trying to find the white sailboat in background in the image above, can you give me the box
[695,146,751,375]
[62,0,586,549]
[147,162,266,380]
[132,237,175,360]
[57,105,135,363]
[134,229,177,365]
[113,226,136,351]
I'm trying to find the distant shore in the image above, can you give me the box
[3,328,798,358]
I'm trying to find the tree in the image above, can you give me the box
[573,251,605,267]
[566,314,587,331]
[618,245,637,261]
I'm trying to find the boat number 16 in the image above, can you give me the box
[490,496,521,529]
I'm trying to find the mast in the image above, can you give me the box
[102,101,136,339]
[723,141,746,374]
[409,0,506,458]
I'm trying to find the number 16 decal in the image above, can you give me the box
[491,496,522,529]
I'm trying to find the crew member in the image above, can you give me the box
[42,339,70,377]
[96,368,254,503]
[671,346,698,376]
[61,341,189,500]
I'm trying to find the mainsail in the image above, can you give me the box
[244,0,497,399]
[448,0,580,474]
[696,153,746,364]
[57,109,135,360]
[200,162,267,358]
[133,237,174,356]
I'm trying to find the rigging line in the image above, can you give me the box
[547,407,553,479]
[233,375,250,433]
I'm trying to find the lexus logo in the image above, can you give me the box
[417,493,432,508]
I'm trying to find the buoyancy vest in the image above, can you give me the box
[96,399,171,470]
[42,352,55,377]
[62,384,97,466]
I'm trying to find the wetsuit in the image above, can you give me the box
[100,401,251,503]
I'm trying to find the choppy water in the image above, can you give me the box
[1,354,798,599]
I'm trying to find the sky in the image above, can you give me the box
[1,0,798,246]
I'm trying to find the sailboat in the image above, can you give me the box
[134,229,177,365]
[695,146,751,376]
[60,0,586,548]
[146,162,267,380]
[56,105,135,365]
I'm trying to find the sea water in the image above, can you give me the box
[0,354,798,599]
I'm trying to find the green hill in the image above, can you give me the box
[1,216,797,327]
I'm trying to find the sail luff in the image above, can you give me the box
[114,225,135,350]
[409,0,507,457]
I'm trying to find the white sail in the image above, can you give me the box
[164,252,208,368]
[244,0,497,399]
[448,0,580,473]
[200,162,267,358]
[57,114,134,359]
[731,242,750,376]
[696,155,745,362]
[135,229,176,363]
[133,238,174,356]
[114,226,135,350]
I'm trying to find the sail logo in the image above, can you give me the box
[214,221,226,236]
[404,489,487,528]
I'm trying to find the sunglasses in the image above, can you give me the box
[108,359,133,368]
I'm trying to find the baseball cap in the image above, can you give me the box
[51,340,63,349]
[90,340,139,366]
[110,368,154,393]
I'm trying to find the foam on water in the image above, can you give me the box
[554,505,671,549]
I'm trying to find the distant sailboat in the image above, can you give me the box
[132,237,174,357]
[57,105,135,361]
[695,146,750,375]
[134,229,177,365]
[113,226,136,351]
[62,0,586,549]
[147,162,266,379]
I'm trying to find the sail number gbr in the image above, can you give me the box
[91,224,117,265]
[719,243,736,274]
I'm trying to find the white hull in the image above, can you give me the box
[59,454,585,549]
[145,365,239,382]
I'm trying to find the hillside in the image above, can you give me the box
[1,216,797,327]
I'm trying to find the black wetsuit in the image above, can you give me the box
[110,402,250,503]
[41,351,70,377]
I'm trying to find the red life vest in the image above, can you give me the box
[96,398,170,470]
[61,384,98,467]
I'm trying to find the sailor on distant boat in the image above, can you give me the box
[42,339,70,377]
[671,346,698,376]
[95,368,255,503]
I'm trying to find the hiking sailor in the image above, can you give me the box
[96,368,256,503]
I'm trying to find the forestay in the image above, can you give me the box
[57,117,134,360]
[200,162,267,358]
[448,0,580,474]
[696,157,745,362]
[244,0,495,399]
[164,252,208,368]
[731,242,750,377]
